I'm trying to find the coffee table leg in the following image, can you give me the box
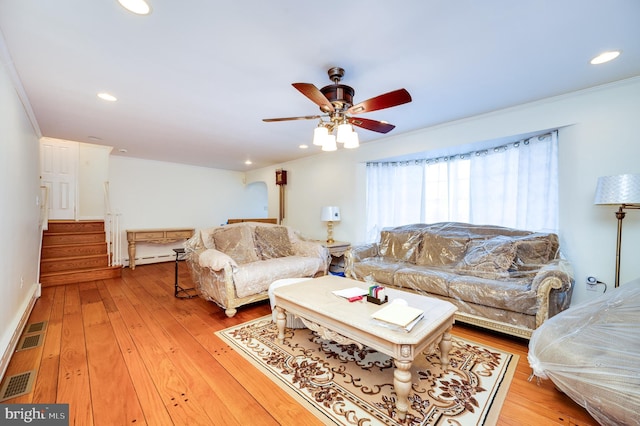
[393,359,412,420]
[275,306,286,344]
[439,327,453,372]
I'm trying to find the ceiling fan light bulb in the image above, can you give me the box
[313,126,328,146]
[336,123,353,143]
[344,131,360,149]
[322,134,337,151]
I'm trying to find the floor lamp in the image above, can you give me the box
[594,174,640,288]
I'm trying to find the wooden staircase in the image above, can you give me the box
[40,220,122,287]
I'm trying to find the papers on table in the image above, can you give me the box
[332,287,368,299]
[371,300,424,332]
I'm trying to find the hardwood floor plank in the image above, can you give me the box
[105,279,217,425]
[129,271,295,425]
[119,272,276,426]
[33,286,65,404]
[58,303,94,424]
[81,296,147,425]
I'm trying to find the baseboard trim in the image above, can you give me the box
[0,283,40,381]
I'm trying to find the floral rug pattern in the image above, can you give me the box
[216,316,517,425]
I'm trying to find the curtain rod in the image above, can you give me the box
[367,131,555,167]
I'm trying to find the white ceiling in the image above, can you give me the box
[1,1,639,171]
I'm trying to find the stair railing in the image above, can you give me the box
[103,182,123,267]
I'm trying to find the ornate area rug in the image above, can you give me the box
[216,316,517,426]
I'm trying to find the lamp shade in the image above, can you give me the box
[320,206,341,221]
[594,174,640,205]
[313,126,328,146]
[321,134,337,151]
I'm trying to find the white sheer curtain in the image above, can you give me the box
[365,131,558,242]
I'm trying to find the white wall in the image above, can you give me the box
[248,77,640,306]
[108,156,267,264]
[0,51,42,377]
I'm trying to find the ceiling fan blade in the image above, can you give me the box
[263,115,323,122]
[347,88,412,115]
[292,83,335,113]
[349,117,396,134]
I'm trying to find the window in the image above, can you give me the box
[365,131,558,241]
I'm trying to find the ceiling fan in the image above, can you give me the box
[263,67,412,148]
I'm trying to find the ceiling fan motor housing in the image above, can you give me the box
[320,84,354,110]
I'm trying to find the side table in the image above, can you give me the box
[315,240,350,274]
[173,248,197,299]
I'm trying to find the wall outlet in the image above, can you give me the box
[586,276,599,292]
[20,276,24,288]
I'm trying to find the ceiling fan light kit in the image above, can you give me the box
[263,67,411,151]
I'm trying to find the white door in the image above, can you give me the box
[40,138,78,220]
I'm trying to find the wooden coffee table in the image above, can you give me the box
[273,275,457,420]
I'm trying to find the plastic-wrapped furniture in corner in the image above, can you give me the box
[528,280,640,426]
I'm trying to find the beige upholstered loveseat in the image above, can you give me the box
[185,222,329,317]
[344,222,574,338]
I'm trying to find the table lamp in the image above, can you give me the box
[594,173,640,287]
[321,206,341,244]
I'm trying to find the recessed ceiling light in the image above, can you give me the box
[87,136,102,141]
[118,148,128,153]
[117,0,151,15]
[590,50,621,65]
[97,92,117,102]
[299,144,309,149]
[244,160,253,165]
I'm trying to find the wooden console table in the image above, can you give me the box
[126,227,195,269]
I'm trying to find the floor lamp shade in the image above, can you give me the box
[594,174,640,205]
[594,174,640,288]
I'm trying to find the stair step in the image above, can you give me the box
[46,220,105,234]
[40,254,110,274]
[43,231,106,246]
[41,242,108,259]
[40,266,122,287]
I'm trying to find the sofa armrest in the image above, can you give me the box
[346,243,379,261]
[344,243,379,278]
[293,240,329,258]
[198,248,238,271]
[531,259,574,328]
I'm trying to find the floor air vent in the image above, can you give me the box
[17,333,44,351]
[25,321,47,334]
[0,370,36,402]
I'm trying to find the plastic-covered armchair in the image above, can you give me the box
[528,279,640,425]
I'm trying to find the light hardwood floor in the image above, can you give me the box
[3,262,597,425]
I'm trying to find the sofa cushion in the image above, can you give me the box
[448,275,538,315]
[233,256,324,298]
[349,258,404,286]
[379,226,422,262]
[513,233,559,270]
[394,266,455,297]
[254,226,294,259]
[416,232,470,266]
[213,226,259,264]
[456,236,517,279]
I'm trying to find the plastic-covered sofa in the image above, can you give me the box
[344,222,574,338]
[528,280,640,426]
[185,222,329,317]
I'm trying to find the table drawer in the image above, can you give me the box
[133,231,165,240]
[166,230,193,239]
